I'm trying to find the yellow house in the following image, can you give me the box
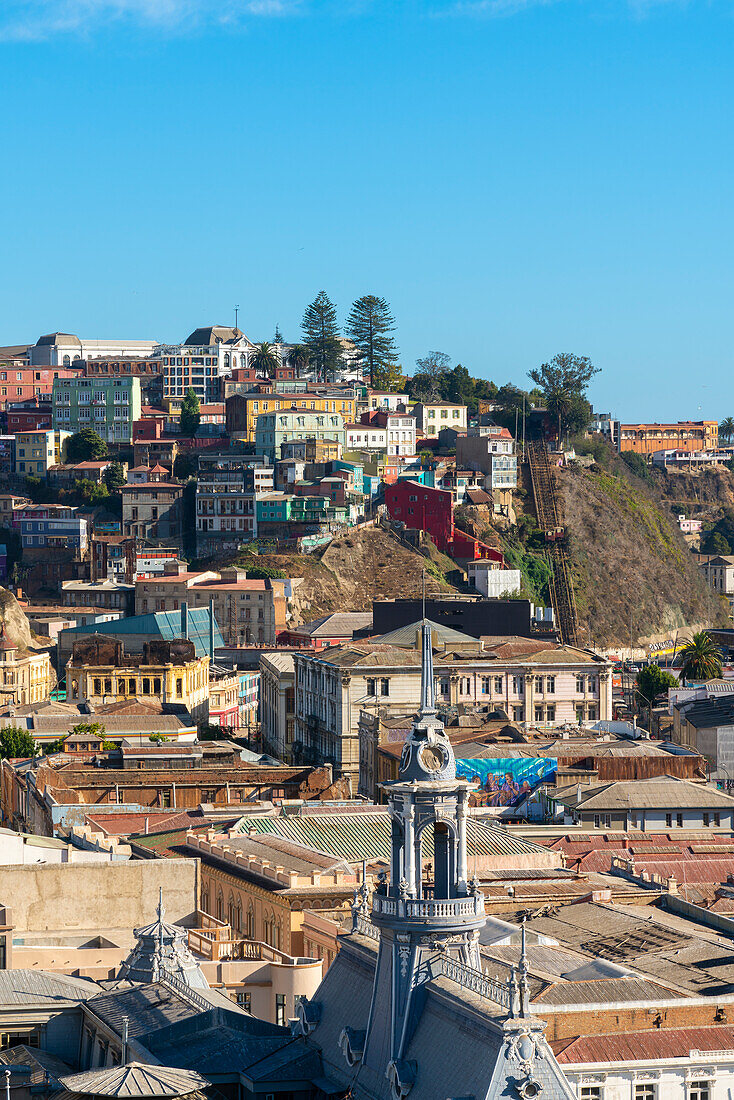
[226,392,357,442]
[0,627,54,707]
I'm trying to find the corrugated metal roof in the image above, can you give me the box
[232,811,549,862]
[0,971,101,1004]
[59,1064,207,1098]
[553,1026,734,1064]
[534,976,682,1005]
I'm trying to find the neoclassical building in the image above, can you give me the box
[288,619,613,782]
[66,636,209,721]
[0,626,54,708]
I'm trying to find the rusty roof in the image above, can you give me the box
[552,1026,734,1064]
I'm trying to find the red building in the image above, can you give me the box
[7,399,52,433]
[385,480,502,563]
[0,366,80,409]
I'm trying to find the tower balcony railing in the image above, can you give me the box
[371,893,485,921]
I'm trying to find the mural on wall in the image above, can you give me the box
[456,757,557,807]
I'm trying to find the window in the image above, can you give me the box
[460,677,471,695]
[580,1087,602,1100]
[93,678,102,695]
[176,677,183,696]
[513,706,523,722]
[236,991,251,1012]
[275,994,286,1027]
[676,813,684,827]
[535,676,543,693]
[381,678,390,696]
[576,705,584,724]
[689,1083,710,1100]
[576,675,585,693]
[703,812,710,827]
[512,676,524,695]
[593,814,611,828]
[534,706,543,723]
[715,812,721,826]
[666,813,672,827]
[161,790,171,808]
[366,678,376,697]
[494,676,503,693]
[546,704,555,722]
[481,676,490,695]
[546,676,555,694]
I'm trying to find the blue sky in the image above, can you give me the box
[1,0,732,421]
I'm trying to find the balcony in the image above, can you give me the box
[371,893,485,922]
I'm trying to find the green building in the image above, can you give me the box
[255,408,346,461]
[256,493,349,529]
[52,376,142,444]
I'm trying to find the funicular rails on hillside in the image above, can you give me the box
[526,440,580,648]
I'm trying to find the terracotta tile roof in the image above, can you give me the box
[84,810,205,837]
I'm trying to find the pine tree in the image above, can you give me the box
[345,295,399,389]
[302,291,342,382]
[273,324,284,344]
[180,387,201,437]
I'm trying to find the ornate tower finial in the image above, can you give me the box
[419,621,436,716]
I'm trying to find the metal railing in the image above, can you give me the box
[372,894,485,920]
[439,956,511,1010]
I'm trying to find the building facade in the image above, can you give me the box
[255,409,346,461]
[14,430,71,477]
[52,377,142,444]
[620,421,719,455]
[414,400,468,438]
[195,453,274,553]
[121,482,184,542]
[66,637,210,721]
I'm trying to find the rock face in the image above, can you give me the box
[557,466,727,647]
[0,587,37,653]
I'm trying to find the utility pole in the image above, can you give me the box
[234,305,239,331]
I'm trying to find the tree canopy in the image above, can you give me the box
[302,291,342,381]
[180,387,201,437]
[104,462,127,493]
[66,428,107,463]
[345,295,399,389]
[636,664,677,707]
[528,352,600,439]
[720,417,734,444]
[676,631,723,683]
[250,341,280,378]
[289,344,311,376]
[0,726,37,760]
[406,353,498,412]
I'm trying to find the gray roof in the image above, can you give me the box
[676,695,734,728]
[184,327,246,347]
[0,970,101,1005]
[295,612,373,638]
[555,775,734,811]
[0,1046,73,1084]
[374,617,473,647]
[85,984,203,1039]
[59,1064,208,1098]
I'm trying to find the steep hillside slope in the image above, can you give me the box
[220,526,462,623]
[557,465,727,646]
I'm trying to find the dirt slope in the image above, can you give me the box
[224,526,462,623]
[558,465,727,646]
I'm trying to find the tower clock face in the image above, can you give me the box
[419,744,447,774]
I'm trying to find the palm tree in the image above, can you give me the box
[250,341,280,378]
[289,343,311,377]
[676,630,723,683]
[721,417,734,445]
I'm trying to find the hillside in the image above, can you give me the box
[215,525,462,624]
[557,464,727,647]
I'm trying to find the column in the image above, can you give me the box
[456,791,468,894]
[403,803,416,895]
[523,673,534,725]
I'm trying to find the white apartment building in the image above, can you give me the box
[467,560,522,598]
[29,333,158,366]
[288,622,612,780]
[151,325,257,401]
[383,411,417,460]
[345,423,387,452]
[699,555,734,612]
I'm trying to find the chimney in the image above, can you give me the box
[209,597,215,659]
[181,600,188,640]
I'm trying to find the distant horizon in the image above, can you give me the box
[3,1,732,424]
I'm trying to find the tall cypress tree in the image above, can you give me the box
[302,291,342,382]
[345,295,399,389]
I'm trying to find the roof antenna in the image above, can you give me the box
[234,305,239,331]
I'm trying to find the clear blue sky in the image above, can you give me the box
[2,0,732,422]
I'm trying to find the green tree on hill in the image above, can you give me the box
[345,295,399,389]
[302,291,342,382]
[676,631,723,683]
[180,387,201,437]
[250,341,281,378]
[289,344,311,376]
[66,428,107,463]
[720,417,734,444]
[528,352,600,441]
[104,462,127,493]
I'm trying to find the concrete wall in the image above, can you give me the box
[0,856,199,934]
